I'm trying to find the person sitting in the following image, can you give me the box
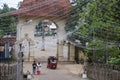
[27,71,34,80]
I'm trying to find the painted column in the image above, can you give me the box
[57,40,64,61]
[16,24,20,41]
[69,44,75,62]
[55,19,66,61]
[29,42,34,61]
[17,19,26,41]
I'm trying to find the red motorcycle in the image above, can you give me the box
[47,56,57,69]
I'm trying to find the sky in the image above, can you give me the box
[0,0,23,9]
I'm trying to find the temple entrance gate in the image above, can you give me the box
[13,0,75,62]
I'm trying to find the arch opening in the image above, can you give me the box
[34,19,58,61]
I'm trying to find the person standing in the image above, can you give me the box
[36,62,41,75]
[32,61,37,74]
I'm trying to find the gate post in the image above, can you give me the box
[68,44,75,62]
[57,41,64,61]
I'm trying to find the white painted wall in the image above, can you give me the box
[17,18,68,61]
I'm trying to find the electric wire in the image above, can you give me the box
[0,0,64,17]
[0,0,119,39]
[0,0,119,50]
[0,0,119,43]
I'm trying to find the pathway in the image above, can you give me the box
[23,62,89,80]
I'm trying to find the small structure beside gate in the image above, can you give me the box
[0,37,20,80]
[0,37,16,60]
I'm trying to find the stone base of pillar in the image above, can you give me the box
[69,56,75,62]
[29,56,34,61]
[58,56,64,61]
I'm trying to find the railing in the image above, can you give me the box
[0,62,17,80]
[0,50,23,80]
[86,63,120,80]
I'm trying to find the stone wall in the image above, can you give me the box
[17,18,70,62]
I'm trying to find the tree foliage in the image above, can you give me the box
[66,0,120,65]
[0,4,17,37]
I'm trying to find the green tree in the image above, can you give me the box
[66,0,120,65]
[0,4,17,37]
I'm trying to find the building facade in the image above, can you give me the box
[11,0,75,62]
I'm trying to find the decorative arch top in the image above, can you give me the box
[11,0,71,18]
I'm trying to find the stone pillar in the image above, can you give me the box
[57,41,64,61]
[68,44,75,62]
[54,19,67,62]
[29,43,34,61]
[14,42,19,60]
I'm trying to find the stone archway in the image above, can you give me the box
[32,19,68,61]
[16,18,71,62]
[12,0,75,62]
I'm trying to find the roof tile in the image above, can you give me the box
[11,0,71,18]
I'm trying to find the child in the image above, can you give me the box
[36,62,41,75]
[27,71,34,80]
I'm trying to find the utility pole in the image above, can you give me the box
[28,41,31,60]
[41,19,49,51]
[41,24,45,51]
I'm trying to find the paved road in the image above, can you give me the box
[23,62,88,80]
[23,36,89,80]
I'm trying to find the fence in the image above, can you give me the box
[0,54,23,80]
[0,38,23,80]
[0,62,17,80]
[86,63,120,80]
